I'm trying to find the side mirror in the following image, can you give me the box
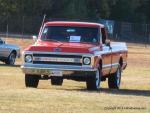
[32,36,38,42]
[105,40,112,49]
[105,40,110,46]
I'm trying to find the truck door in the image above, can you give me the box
[101,28,112,75]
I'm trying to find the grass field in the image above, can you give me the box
[0,38,150,113]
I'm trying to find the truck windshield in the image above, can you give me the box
[41,26,99,43]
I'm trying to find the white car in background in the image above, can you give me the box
[0,38,20,65]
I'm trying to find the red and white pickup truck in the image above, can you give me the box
[21,21,127,90]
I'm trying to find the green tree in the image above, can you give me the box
[0,0,150,34]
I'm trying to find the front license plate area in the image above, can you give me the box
[50,70,63,77]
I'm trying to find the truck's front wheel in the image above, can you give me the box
[86,70,101,90]
[25,74,40,88]
[108,65,121,89]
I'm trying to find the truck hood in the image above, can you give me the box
[25,40,101,54]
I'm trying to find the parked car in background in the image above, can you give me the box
[21,21,128,90]
[0,38,20,65]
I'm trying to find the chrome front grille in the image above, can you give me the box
[32,53,82,66]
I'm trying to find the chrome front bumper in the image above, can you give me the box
[21,64,97,76]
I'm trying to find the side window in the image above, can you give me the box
[101,28,107,44]
[41,27,49,39]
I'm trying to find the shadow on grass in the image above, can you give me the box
[0,64,20,67]
[101,88,150,97]
[36,82,150,97]
[61,88,150,97]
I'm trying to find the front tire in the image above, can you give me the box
[5,52,16,65]
[86,70,101,90]
[108,65,121,89]
[25,74,40,88]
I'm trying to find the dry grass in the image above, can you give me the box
[0,38,150,113]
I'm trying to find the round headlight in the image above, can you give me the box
[25,55,32,63]
[83,57,91,65]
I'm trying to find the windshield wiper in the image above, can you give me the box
[42,38,61,43]
[80,41,98,44]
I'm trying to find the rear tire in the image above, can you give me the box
[86,70,101,90]
[25,74,40,88]
[108,65,121,89]
[51,77,63,86]
[5,52,16,65]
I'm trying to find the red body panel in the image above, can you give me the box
[25,40,101,54]
[45,21,104,28]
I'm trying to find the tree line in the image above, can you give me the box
[0,0,150,34]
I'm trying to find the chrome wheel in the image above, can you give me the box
[116,68,121,87]
[108,65,122,89]
[5,52,16,65]
[95,70,100,89]
[9,53,16,65]
[86,70,101,90]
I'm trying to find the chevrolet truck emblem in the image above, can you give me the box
[53,48,61,52]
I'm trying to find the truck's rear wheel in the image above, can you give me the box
[25,74,40,88]
[108,65,121,89]
[86,70,101,90]
[51,77,63,86]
